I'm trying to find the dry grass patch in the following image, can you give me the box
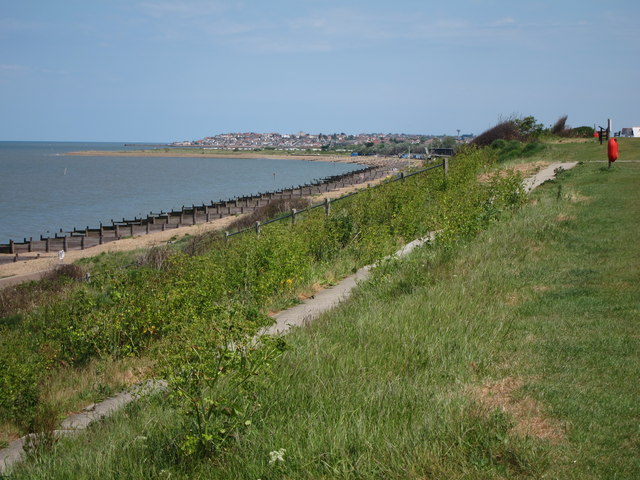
[567,192,591,203]
[478,161,550,183]
[475,377,565,443]
[533,285,550,293]
[556,214,576,222]
[504,291,521,307]
[41,357,153,416]
[547,138,592,144]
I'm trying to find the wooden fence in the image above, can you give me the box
[1,161,418,260]
[224,160,447,240]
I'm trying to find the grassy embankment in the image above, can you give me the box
[8,143,640,478]
[1,149,519,447]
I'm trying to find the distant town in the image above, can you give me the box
[172,131,475,154]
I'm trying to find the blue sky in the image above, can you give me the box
[1,1,638,142]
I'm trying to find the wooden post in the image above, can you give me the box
[401,172,405,182]
[192,209,197,224]
[28,238,32,253]
[443,158,449,175]
[45,237,50,253]
[255,221,261,235]
[324,197,331,216]
[63,236,68,252]
[129,224,134,237]
[80,236,85,250]
[9,239,14,254]
[291,208,297,225]
[224,231,229,243]
[146,222,150,234]
[99,235,104,245]
[115,224,120,237]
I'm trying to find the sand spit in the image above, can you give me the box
[65,150,400,167]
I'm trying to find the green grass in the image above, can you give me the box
[10,160,639,478]
[533,137,640,163]
[5,149,518,440]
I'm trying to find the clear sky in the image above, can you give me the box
[1,1,638,142]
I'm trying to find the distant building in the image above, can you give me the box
[621,127,640,137]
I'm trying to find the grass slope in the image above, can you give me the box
[11,162,639,479]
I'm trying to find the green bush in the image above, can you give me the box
[0,147,525,435]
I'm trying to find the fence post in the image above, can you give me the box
[115,224,120,238]
[28,238,32,253]
[192,209,197,224]
[255,221,261,235]
[224,231,229,243]
[443,158,449,175]
[81,236,85,250]
[9,239,14,254]
[63,236,68,252]
[99,235,104,245]
[324,197,331,216]
[129,224,134,237]
[401,172,405,182]
[291,208,297,225]
[45,237,50,253]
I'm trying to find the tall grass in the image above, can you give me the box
[1,148,523,440]
[10,162,639,479]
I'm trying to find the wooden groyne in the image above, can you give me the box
[0,163,404,259]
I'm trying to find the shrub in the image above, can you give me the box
[472,121,521,147]
[472,115,544,147]
[571,126,595,138]
[226,197,311,232]
[0,146,527,437]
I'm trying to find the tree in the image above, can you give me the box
[514,116,544,138]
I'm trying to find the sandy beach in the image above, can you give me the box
[66,149,401,167]
[0,178,389,283]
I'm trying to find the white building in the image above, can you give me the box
[621,127,640,137]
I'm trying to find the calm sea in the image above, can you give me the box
[0,142,361,244]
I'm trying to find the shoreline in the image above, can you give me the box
[65,150,399,167]
[0,177,390,283]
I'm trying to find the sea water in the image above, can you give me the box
[0,142,361,243]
